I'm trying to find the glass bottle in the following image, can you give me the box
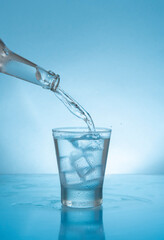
[0,39,60,90]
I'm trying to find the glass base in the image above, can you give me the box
[61,187,103,208]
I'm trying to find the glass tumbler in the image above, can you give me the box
[52,127,111,208]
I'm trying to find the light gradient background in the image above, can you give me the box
[0,0,164,174]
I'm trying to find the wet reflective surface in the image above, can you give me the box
[59,206,105,239]
[0,174,164,239]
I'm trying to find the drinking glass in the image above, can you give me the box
[52,127,111,208]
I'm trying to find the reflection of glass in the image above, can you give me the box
[58,206,105,240]
[53,128,111,208]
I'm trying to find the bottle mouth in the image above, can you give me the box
[51,74,60,91]
[47,70,60,91]
[36,67,60,90]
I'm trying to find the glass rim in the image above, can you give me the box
[52,127,112,135]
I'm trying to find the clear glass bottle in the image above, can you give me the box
[0,39,60,90]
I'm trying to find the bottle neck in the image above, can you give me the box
[0,39,60,90]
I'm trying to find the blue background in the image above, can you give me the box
[0,0,164,174]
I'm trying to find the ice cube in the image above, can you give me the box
[73,156,90,169]
[85,150,103,167]
[73,156,91,178]
[89,139,104,150]
[85,165,102,182]
[60,156,73,172]
[57,139,74,156]
[70,150,83,161]
[71,139,104,151]
[85,152,95,167]
[77,167,91,178]
[62,171,82,186]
